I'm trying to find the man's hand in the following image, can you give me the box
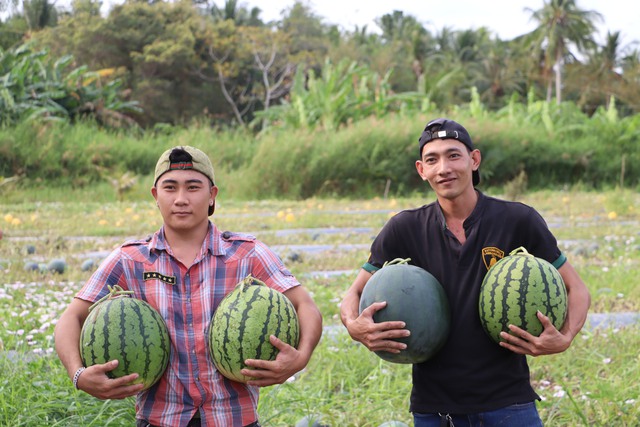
[345,301,409,353]
[499,311,571,356]
[241,335,305,387]
[77,360,145,400]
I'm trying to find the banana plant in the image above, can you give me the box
[0,42,141,128]
[253,57,423,131]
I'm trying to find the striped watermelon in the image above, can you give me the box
[478,246,568,344]
[79,285,170,391]
[359,258,450,364]
[208,275,300,383]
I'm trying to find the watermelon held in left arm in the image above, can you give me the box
[478,246,568,344]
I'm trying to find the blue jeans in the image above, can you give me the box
[414,402,543,427]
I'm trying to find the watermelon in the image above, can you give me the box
[478,246,568,344]
[48,259,67,274]
[208,275,300,383]
[79,285,170,391]
[359,258,450,364]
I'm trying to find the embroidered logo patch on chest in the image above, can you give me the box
[143,271,177,285]
[482,247,505,270]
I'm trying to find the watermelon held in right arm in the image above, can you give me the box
[358,259,451,364]
[208,275,300,383]
[478,246,568,344]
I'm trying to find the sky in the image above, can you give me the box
[213,0,640,46]
[4,0,633,47]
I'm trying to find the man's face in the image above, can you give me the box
[415,138,480,200]
[152,169,217,231]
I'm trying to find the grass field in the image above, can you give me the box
[0,187,638,426]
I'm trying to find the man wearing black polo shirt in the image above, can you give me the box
[340,118,591,426]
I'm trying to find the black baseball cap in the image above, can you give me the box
[418,118,480,186]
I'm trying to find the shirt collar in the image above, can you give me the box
[435,190,485,230]
[149,221,225,256]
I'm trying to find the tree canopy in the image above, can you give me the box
[1,0,639,128]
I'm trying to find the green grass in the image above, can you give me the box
[0,187,638,426]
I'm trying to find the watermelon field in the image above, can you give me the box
[0,186,639,426]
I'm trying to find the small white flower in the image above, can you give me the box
[603,358,612,364]
[624,399,636,405]
[553,389,566,398]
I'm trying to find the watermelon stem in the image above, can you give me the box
[88,285,134,312]
[241,275,267,287]
[509,246,531,256]
[383,257,411,267]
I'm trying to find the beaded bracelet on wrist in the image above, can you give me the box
[73,367,86,389]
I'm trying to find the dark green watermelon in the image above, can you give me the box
[359,260,450,364]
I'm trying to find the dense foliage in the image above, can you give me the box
[1,99,638,196]
[0,0,639,127]
[0,43,140,127]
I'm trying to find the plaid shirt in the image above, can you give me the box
[76,222,299,427]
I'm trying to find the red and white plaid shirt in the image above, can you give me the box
[76,222,299,427]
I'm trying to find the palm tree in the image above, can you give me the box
[526,0,602,104]
[23,0,57,30]
[564,31,625,113]
[475,41,527,108]
[211,0,263,26]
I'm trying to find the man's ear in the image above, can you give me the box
[415,160,428,181]
[471,149,482,171]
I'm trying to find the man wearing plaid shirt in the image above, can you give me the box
[55,146,323,427]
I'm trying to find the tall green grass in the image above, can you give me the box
[2,107,639,200]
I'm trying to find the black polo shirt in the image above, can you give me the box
[364,191,566,414]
